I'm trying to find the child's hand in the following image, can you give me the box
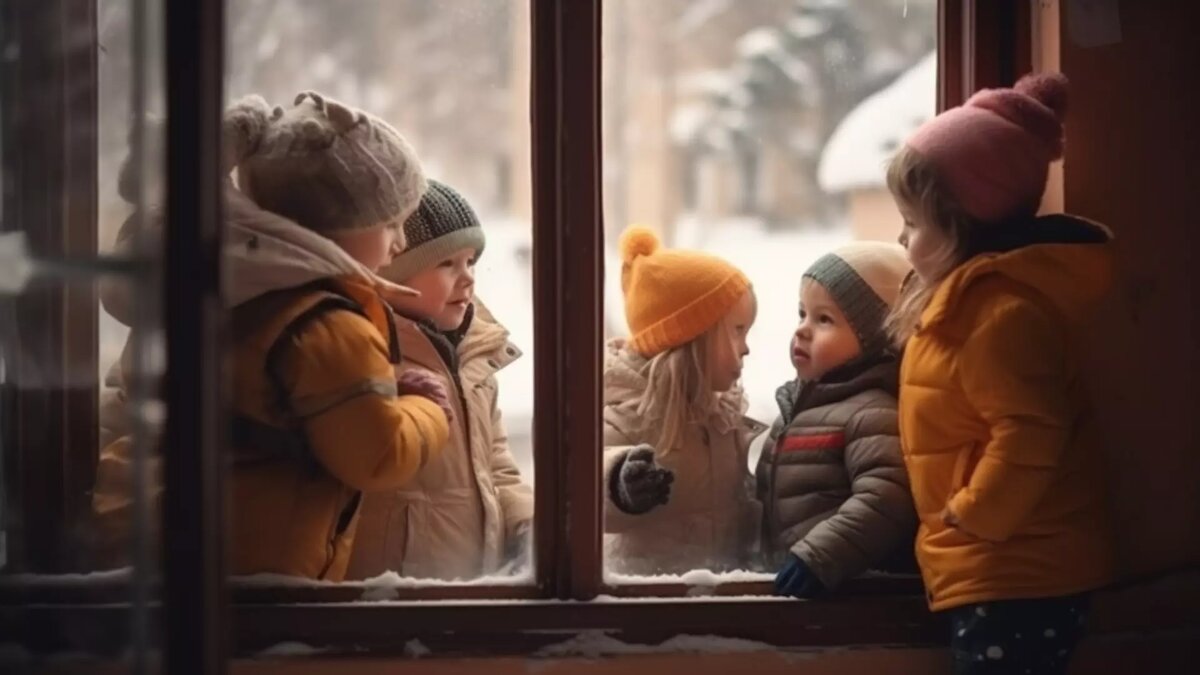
[611,445,674,515]
[396,368,454,423]
[941,504,960,527]
[941,502,987,541]
[774,553,826,599]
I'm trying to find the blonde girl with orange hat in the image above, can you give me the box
[602,226,767,576]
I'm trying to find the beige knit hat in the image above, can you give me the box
[227,91,426,235]
[802,242,910,355]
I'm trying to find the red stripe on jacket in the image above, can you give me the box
[777,432,845,452]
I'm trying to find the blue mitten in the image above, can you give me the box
[774,553,827,599]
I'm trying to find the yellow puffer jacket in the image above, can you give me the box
[899,214,1117,611]
[91,182,449,580]
[228,276,449,580]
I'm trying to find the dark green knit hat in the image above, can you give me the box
[381,180,486,282]
[802,242,910,355]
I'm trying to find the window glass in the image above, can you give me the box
[601,0,936,582]
[221,0,535,585]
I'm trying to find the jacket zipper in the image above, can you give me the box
[766,382,817,560]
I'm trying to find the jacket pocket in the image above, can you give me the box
[386,499,412,574]
[319,489,362,580]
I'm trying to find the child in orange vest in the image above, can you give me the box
[887,72,1115,674]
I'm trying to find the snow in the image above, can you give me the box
[1,567,132,586]
[817,51,936,193]
[235,567,535,599]
[737,28,782,60]
[672,0,734,39]
[403,639,431,658]
[605,568,774,587]
[534,630,779,658]
[735,29,814,87]
[670,103,712,144]
[678,70,737,97]
[359,569,534,601]
[258,642,328,658]
[787,15,831,40]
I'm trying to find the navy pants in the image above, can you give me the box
[947,594,1091,675]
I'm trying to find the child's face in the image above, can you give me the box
[706,289,757,392]
[330,225,405,272]
[393,247,479,330]
[895,200,952,283]
[791,280,861,381]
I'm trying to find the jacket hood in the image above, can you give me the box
[222,182,420,307]
[924,213,1114,329]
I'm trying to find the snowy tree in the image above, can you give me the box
[673,0,935,227]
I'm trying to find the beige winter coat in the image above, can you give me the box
[602,340,768,576]
[345,301,534,581]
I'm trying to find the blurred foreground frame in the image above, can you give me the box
[2,0,1199,670]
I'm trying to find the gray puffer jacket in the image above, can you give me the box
[755,356,916,589]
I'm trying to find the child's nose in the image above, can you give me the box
[897,231,908,248]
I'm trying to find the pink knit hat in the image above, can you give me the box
[905,72,1069,222]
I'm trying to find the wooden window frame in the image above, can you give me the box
[0,0,100,575]
[22,0,1200,665]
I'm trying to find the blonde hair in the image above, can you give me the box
[883,145,986,345]
[630,313,747,456]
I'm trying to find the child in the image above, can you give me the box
[603,226,766,576]
[887,72,1115,674]
[756,242,916,598]
[349,180,534,581]
[93,92,452,581]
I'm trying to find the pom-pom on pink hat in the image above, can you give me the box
[905,72,1069,222]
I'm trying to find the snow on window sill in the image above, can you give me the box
[604,568,774,587]
[235,569,536,601]
[533,630,782,659]
[0,567,132,586]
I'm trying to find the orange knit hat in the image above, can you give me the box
[619,226,752,357]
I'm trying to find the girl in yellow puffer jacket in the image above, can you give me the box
[93,92,453,580]
[886,72,1115,675]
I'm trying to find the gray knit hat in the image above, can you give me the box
[802,242,910,355]
[230,91,427,235]
[379,180,486,282]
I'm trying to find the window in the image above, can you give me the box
[600,0,935,584]
[2,0,1093,666]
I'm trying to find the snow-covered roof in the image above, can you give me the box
[817,51,936,193]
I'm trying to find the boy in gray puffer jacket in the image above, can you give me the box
[756,242,916,598]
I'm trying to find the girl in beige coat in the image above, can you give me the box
[604,226,766,576]
[347,180,534,581]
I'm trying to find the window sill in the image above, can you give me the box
[3,569,1198,659]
